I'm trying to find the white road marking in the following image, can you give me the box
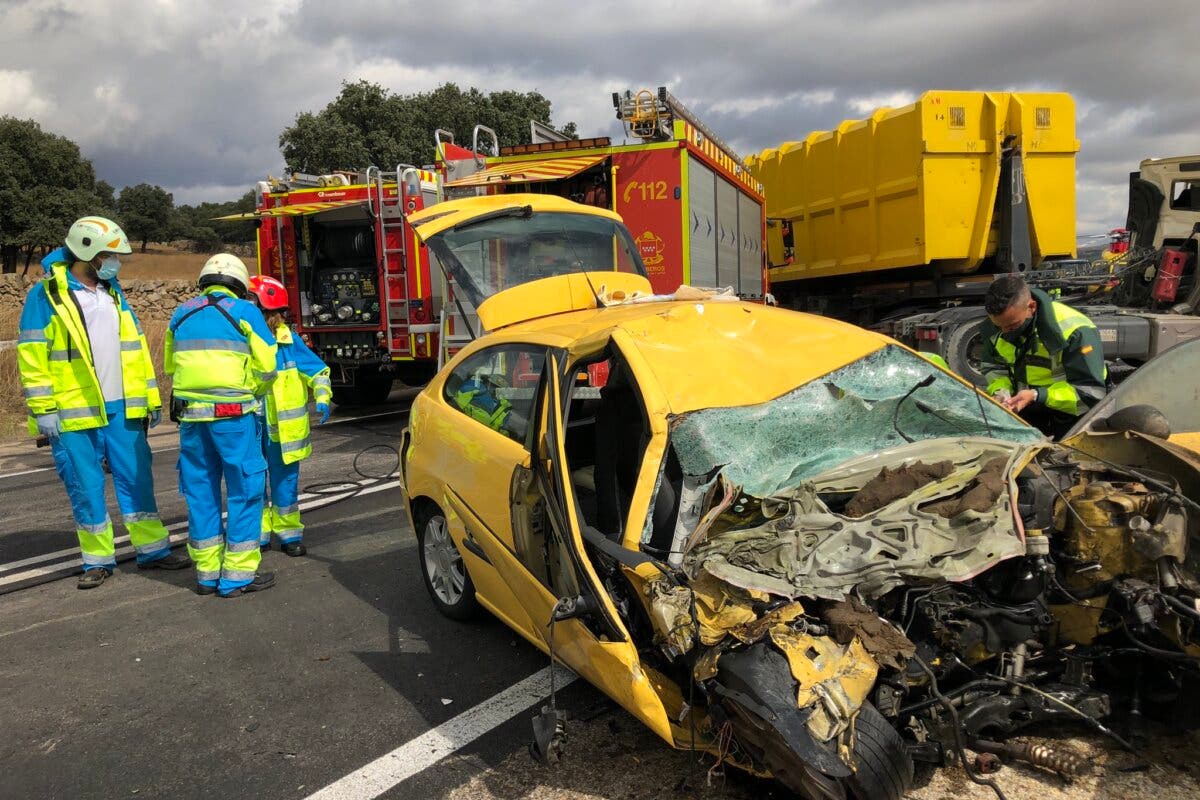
[304,664,577,800]
[0,479,398,587]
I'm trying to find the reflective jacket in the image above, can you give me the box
[980,287,1107,417]
[266,324,331,464]
[17,259,160,435]
[164,287,277,421]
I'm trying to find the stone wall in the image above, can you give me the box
[0,274,195,324]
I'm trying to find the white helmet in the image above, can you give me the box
[65,216,133,262]
[198,253,251,296]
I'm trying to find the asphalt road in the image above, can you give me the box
[1,395,1198,800]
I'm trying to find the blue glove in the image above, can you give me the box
[148,409,161,428]
[316,403,330,425]
[35,413,61,440]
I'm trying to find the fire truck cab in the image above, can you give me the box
[436,87,767,301]
[237,168,443,405]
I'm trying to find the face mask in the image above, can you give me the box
[1000,315,1034,343]
[96,256,121,281]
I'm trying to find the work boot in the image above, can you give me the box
[138,551,191,570]
[195,584,216,596]
[77,568,110,590]
[282,542,307,558]
[219,571,276,598]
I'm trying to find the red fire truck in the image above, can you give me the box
[436,87,768,299]
[227,168,443,404]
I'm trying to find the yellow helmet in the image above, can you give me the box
[198,253,250,295]
[65,216,132,262]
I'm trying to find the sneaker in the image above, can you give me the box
[219,571,276,598]
[78,568,110,590]
[282,542,307,558]
[138,551,191,570]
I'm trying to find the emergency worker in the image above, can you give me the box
[452,374,528,441]
[246,275,332,557]
[165,254,277,597]
[17,217,188,589]
[980,274,1107,438]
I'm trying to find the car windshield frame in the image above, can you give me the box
[668,344,1044,498]
[424,211,649,308]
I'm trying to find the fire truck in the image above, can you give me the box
[225,168,443,404]
[436,87,768,299]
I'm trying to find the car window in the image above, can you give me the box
[443,345,547,447]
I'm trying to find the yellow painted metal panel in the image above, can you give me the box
[748,90,1079,284]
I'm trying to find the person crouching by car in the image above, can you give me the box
[247,275,332,557]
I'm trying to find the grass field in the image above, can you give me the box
[118,244,258,281]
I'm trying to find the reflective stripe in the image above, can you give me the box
[120,340,142,352]
[280,437,311,454]
[134,540,168,555]
[195,569,221,581]
[125,396,148,409]
[221,568,256,581]
[312,376,331,389]
[187,387,253,398]
[81,552,115,567]
[256,370,278,382]
[189,535,224,550]
[123,512,160,523]
[274,503,299,517]
[276,406,307,421]
[79,518,112,534]
[49,349,83,361]
[23,385,54,399]
[18,328,48,344]
[226,539,262,553]
[173,338,250,354]
[282,360,297,370]
[147,379,158,389]
[59,406,103,420]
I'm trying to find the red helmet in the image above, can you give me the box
[248,275,289,310]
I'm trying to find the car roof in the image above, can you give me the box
[490,298,890,414]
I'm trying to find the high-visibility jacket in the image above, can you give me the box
[17,261,160,435]
[265,324,331,464]
[164,287,277,421]
[981,287,1107,417]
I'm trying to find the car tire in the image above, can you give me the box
[843,702,914,800]
[415,505,480,621]
[944,318,988,388]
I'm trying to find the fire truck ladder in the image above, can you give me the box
[436,279,479,371]
[367,165,421,360]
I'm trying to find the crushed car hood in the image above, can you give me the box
[684,438,1042,600]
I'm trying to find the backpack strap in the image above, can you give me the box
[171,294,243,336]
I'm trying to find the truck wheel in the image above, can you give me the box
[332,367,394,406]
[944,319,988,387]
[843,702,914,800]
[415,504,479,621]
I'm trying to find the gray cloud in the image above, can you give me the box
[2,0,1197,234]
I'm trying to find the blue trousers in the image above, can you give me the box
[178,414,267,595]
[57,400,171,570]
[260,425,303,546]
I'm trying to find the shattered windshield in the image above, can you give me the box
[426,211,647,308]
[671,345,1043,497]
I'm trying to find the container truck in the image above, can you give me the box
[748,91,1200,384]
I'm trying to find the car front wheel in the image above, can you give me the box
[416,506,479,620]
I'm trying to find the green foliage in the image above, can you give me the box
[279,81,577,173]
[117,183,174,253]
[0,117,109,273]
[176,190,257,248]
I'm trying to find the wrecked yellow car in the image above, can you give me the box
[399,195,1200,799]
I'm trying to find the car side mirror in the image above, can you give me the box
[1094,403,1171,439]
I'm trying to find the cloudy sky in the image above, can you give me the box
[2,0,1197,235]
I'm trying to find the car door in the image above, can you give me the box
[426,342,551,642]
[495,351,680,745]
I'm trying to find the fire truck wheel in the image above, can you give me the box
[333,368,394,406]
